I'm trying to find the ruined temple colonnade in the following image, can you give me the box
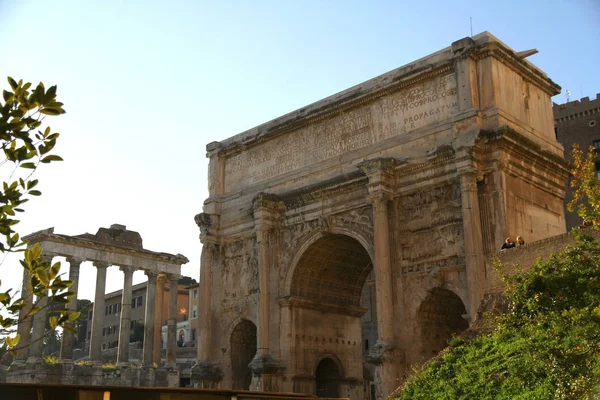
[14,224,188,367]
[191,32,569,400]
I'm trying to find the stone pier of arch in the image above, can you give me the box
[190,32,569,400]
[8,224,188,388]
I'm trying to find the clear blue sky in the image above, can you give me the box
[0,0,598,300]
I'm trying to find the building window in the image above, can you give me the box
[593,140,600,153]
[132,296,142,308]
[88,311,93,320]
[102,328,106,337]
[193,289,198,300]
[191,329,196,341]
[192,309,197,319]
[595,161,600,179]
[130,320,136,329]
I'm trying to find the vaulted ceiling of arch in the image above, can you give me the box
[291,234,372,307]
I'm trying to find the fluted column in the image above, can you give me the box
[15,266,34,362]
[89,261,108,363]
[153,275,166,366]
[460,171,485,316]
[255,228,270,357]
[370,194,395,344]
[142,271,157,367]
[28,254,54,360]
[166,274,180,368]
[197,243,214,361]
[117,266,135,365]
[358,158,399,400]
[59,257,83,361]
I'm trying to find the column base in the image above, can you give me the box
[365,341,405,400]
[190,360,223,388]
[249,353,285,392]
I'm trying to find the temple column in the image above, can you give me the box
[359,159,400,400]
[59,257,83,361]
[460,170,486,316]
[142,271,157,367]
[249,193,285,392]
[28,254,55,361]
[89,261,109,363]
[117,266,135,365]
[15,266,34,362]
[166,274,180,368]
[153,275,166,366]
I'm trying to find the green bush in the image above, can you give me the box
[395,231,600,400]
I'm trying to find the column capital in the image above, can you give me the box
[252,192,285,231]
[157,274,167,285]
[145,270,159,281]
[41,252,57,263]
[93,261,109,269]
[358,158,397,198]
[367,192,393,209]
[168,273,182,283]
[119,265,136,275]
[66,257,84,266]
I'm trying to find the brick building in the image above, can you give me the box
[553,93,600,230]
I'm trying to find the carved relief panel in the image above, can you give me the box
[396,181,465,275]
[220,238,259,310]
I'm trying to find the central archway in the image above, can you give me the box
[230,319,257,390]
[291,234,373,307]
[288,233,374,395]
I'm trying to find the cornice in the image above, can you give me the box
[24,230,189,265]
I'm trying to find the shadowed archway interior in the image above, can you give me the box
[315,357,342,398]
[417,288,468,356]
[291,234,372,307]
[230,319,257,390]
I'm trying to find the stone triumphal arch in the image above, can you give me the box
[191,33,569,399]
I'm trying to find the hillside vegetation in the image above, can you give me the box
[395,230,600,399]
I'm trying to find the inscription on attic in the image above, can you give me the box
[224,73,458,193]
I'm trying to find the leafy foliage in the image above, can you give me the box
[568,144,600,226]
[395,231,600,399]
[0,77,77,356]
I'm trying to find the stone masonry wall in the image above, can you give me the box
[484,228,600,295]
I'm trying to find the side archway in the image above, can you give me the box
[230,319,257,390]
[417,287,468,357]
[315,356,343,398]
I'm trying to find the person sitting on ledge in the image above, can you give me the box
[500,237,516,250]
[516,236,525,246]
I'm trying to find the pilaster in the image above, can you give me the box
[117,265,135,365]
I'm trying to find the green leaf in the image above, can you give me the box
[20,162,36,169]
[67,311,81,322]
[7,77,18,90]
[29,190,41,196]
[41,155,63,163]
[49,316,58,330]
[5,334,20,348]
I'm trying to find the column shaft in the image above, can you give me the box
[59,258,82,360]
[28,289,48,360]
[28,254,54,360]
[166,275,179,368]
[372,197,394,342]
[197,244,213,361]
[142,272,157,366]
[256,229,270,355]
[15,266,34,361]
[89,262,108,363]
[153,276,165,366]
[460,172,485,316]
[117,266,134,364]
